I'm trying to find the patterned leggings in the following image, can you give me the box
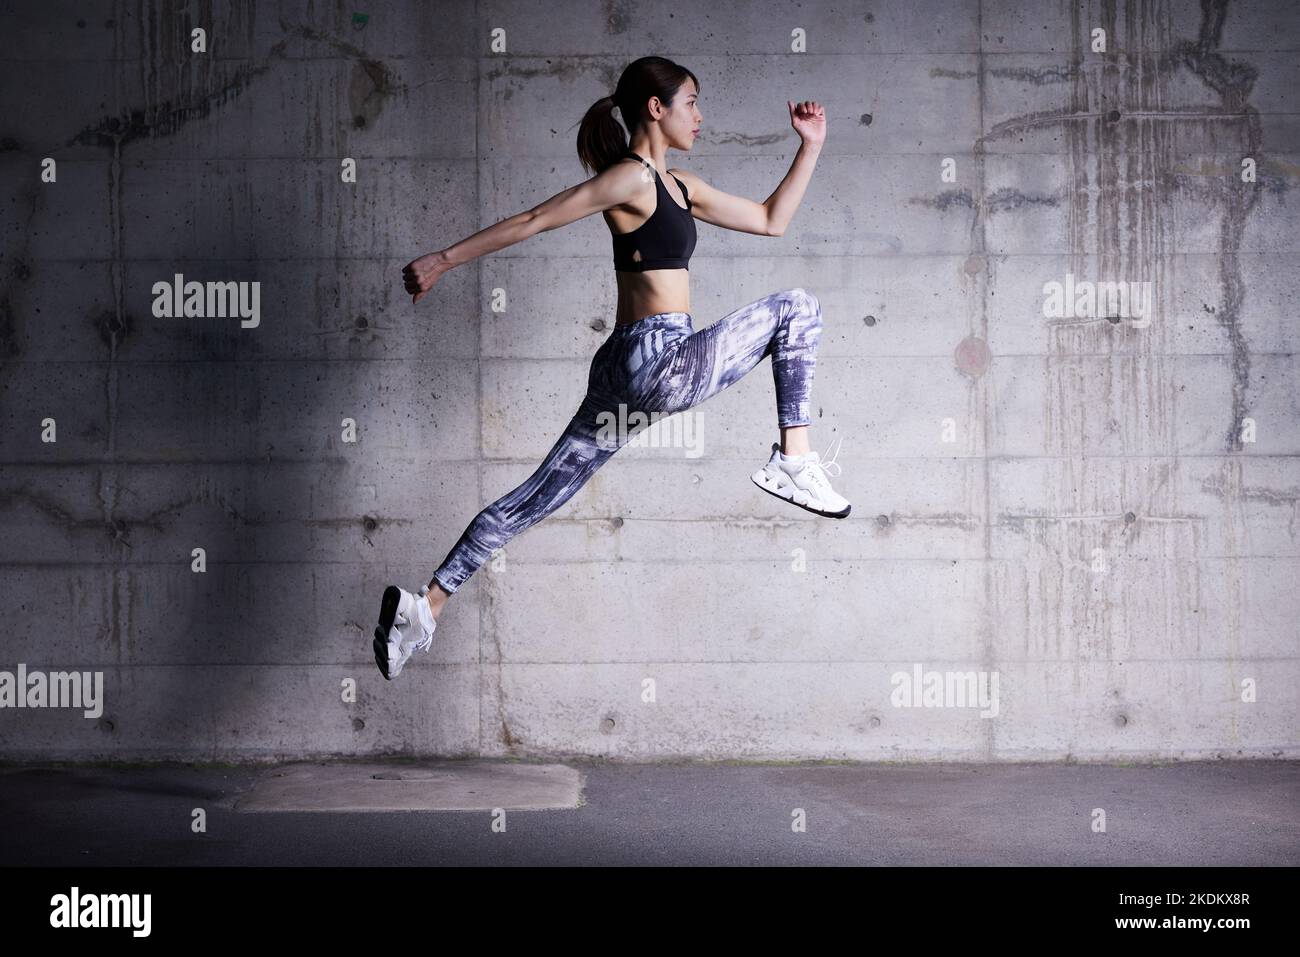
[429,287,823,595]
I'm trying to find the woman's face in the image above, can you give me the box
[660,78,702,151]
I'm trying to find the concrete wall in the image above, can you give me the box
[0,0,1296,762]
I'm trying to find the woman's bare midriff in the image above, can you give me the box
[611,268,690,328]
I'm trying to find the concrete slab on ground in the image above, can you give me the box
[234,760,582,812]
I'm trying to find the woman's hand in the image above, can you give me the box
[402,250,452,305]
[787,100,826,147]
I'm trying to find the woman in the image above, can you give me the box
[373,56,848,680]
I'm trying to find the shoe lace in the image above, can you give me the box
[817,435,844,478]
[799,435,844,490]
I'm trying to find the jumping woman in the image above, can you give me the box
[373,55,848,680]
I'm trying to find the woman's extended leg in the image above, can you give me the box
[378,337,636,677]
[425,389,630,600]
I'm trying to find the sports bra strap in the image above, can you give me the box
[668,172,692,207]
[622,150,691,208]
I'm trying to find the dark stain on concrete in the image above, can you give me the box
[68,40,289,148]
[276,20,408,128]
[0,298,19,360]
[95,310,133,350]
[986,187,1061,211]
[349,57,402,130]
[980,107,1089,146]
[483,59,591,85]
[1200,475,1300,509]
[941,65,1071,84]
[0,485,80,526]
[910,188,1058,213]
[1166,158,1289,196]
[603,0,634,35]
[910,189,974,212]
[1172,0,1262,453]
[710,131,786,147]
[0,184,42,372]
[990,65,1078,84]
[108,518,132,549]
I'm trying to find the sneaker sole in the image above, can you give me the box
[373,584,402,680]
[751,472,851,519]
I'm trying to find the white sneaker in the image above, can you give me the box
[373,584,437,680]
[751,435,851,518]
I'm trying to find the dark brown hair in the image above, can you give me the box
[576,56,700,176]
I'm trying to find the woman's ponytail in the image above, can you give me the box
[576,92,626,176]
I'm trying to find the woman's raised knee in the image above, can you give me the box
[782,286,821,321]
[782,288,822,341]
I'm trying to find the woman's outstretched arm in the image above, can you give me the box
[403,162,638,304]
[670,99,826,238]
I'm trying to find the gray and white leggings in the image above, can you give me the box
[429,287,823,595]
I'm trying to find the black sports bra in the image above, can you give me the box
[610,150,697,272]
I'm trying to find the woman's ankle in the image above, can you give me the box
[779,426,811,457]
[425,582,451,617]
